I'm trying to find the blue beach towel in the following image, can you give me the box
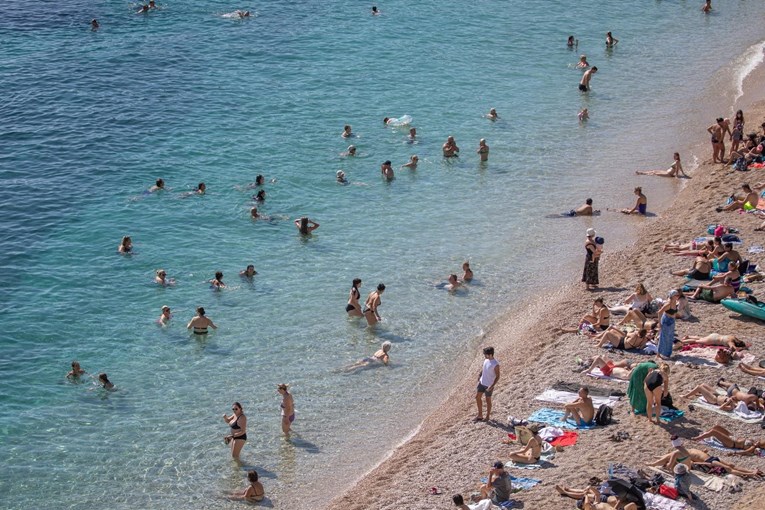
[633,408,684,423]
[526,408,597,429]
[479,475,540,491]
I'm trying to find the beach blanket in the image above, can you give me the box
[549,431,578,447]
[694,397,763,423]
[643,492,689,510]
[586,367,629,382]
[552,381,623,397]
[481,475,542,490]
[526,408,596,430]
[702,437,743,453]
[467,500,493,510]
[632,408,684,423]
[647,466,721,492]
[534,389,621,408]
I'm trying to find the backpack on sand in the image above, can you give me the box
[595,404,612,426]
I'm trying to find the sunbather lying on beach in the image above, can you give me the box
[556,485,640,510]
[649,438,763,478]
[635,152,687,178]
[670,255,711,280]
[688,278,736,303]
[739,362,765,377]
[693,425,764,455]
[561,386,595,426]
[717,379,763,408]
[682,382,761,411]
[595,327,650,350]
[505,423,543,464]
[680,333,746,351]
[582,355,633,380]
[663,239,714,257]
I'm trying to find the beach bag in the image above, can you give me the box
[715,349,732,365]
[659,485,678,500]
[595,404,612,426]
[661,393,677,410]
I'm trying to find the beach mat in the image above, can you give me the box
[526,408,597,429]
[535,389,621,408]
[643,491,689,509]
[702,437,743,453]
[694,397,763,424]
[480,475,542,489]
[586,367,629,383]
[632,408,684,423]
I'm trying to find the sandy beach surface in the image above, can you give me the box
[325,100,765,508]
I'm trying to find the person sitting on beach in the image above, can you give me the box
[701,258,740,289]
[636,152,687,178]
[158,305,172,325]
[67,361,86,379]
[505,423,544,464]
[443,136,459,157]
[118,236,132,254]
[680,333,745,351]
[717,379,763,408]
[149,178,165,192]
[401,155,418,169]
[210,271,225,290]
[232,470,264,501]
[446,274,461,291]
[565,198,597,216]
[187,307,217,335]
[582,355,633,380]
[341,124,353,138]
[341,145,357,157]
[740,362,765,377]
[717,183,762,212]
[609,283,653,317]
[621,187,647,215]
[155,269,174,286]
[576,55,589,69]
[98,373,114,389]
[462,261,473,281]
[650,436,764,478]
[670,255,711,280]
[693,425,765,455]
[344,341,392,372]
[487,108,499,120]
[240,264,257,279]
[582,297,611,331]
[477,139,489,162]
[561,387,595,426]
[715,242,742,270]
[478,461,512,505]
[596,327,650,351]
[295,217,319,235]
[380,160,395,180]
[336,170,348,184]
[688,277,735,303]
[578,108,589,122]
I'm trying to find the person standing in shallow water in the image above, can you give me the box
[363,283,385,326]
[474,346,500,422]
[278,384,295,436]
[223,402,247,459]
[579,67,597,92]
[346,278,363,317]
[477,139,489,162]
[582,228,599,290]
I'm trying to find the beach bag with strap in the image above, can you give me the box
[595,404,612,426]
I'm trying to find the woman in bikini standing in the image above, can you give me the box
[187,307,217,335]
[363,283,385,326]
[223,402,247,459]
[278,384,295,436]
[644,363,670,425]
[346,278,363,317]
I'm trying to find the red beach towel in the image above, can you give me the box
[549,431,578,447]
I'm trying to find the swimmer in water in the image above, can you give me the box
[341,125,353,138]
[238,10,250,18]
[401,155,418,169]
[67,361,86,379]
[187,306,217,335]
[149,178,165,192]
[345,341,392,372]
[118,236,132,254]
[371,6,380,15]
[149,0,157,8]
[250,206,260,219]
[341,145,357,157]
[91,19,99,31]
[579,67,597,92]
[621,187,647,215]
[408,127,417,141]
[136,4,149,14]
[487,108,499,120]
[255,175,265,186]
[446,274,462,291]
[159,305,172,325]
[295,217,320,235]
[477,139,489,162]
[567,36,577,48]
[462,262,474,281]
[381,160,395,180]
[278,384,295,435]
[576,55,589,69]
[443,136,459,157]
[98,373,114,389]
[605,32,619,47]
[636,152,687,178]
[702,0,711,13]
[155,269,175,286]
[336,170,348,184]
[210,271,225,290]
[578,108,589,121]
[253,189,266,202]
[195,182,206,195]
[240,264,257,278]
[363,284,385,326]
[565,198,597,217]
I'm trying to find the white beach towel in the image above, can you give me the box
[586,367,628,382]
[734,401,762,420]
[702,437,742,453]
[468,500,492,510]
[695,397,763,423]
[643,492,688,510]
[534,389,621,408]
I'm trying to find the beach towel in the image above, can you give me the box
[694,397,763,423]
[647,467,718,491]
[526,408,596,429]
[552,381,622,397]
[482,475,543,490]
[549,431,578,447]
[467,500,493,510]
[643,492,689,510]
[534,389,621,408]
[702,437,742,453]
[632,407,684,423]
[674,347,755,368]
[586,367,629,382]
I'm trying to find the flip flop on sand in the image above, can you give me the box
[428,487,442,495]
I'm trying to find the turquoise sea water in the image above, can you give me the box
[2,1,765,508]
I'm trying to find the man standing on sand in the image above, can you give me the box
[707,117,728,163]
[579,67,597,92]
[475,346,500,422]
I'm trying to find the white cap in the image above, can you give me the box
[586,228,596,237]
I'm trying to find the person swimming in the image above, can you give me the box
[344,341,392,372]
[336,170,348,184]
[187,306,217,335]
[253,189,266,202]
[487,108,499,120]
[462,262,473,281]
[158,305,172,325]
[401,155,418,169]
[240,264,257,278]
[341,145,356,157]
[578,108,589,121]
[210,271,225,290]
[295,217,319,235]
[91,19,100,30]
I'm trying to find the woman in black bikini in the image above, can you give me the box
[505,423,543,464]
[363,283,385,326]
[223,402,247,459]
[581,297,610,330]
[693,425,762,453]
[644,363,670,425]
[346,278,363,317]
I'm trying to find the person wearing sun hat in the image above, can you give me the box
[336,170,347,184]
[158,305,172,326]
[582,228,599,290]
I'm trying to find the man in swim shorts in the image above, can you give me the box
[566,198,595,216]
[475,347,500,422]
[719,183,762,212]
[579,67,597,92]
[561,387,595,426]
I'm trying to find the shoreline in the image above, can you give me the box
[326,47,765,510]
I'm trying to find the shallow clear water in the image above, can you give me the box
[2,1,765,508]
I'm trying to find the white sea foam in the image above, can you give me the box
[733,39,765,103]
